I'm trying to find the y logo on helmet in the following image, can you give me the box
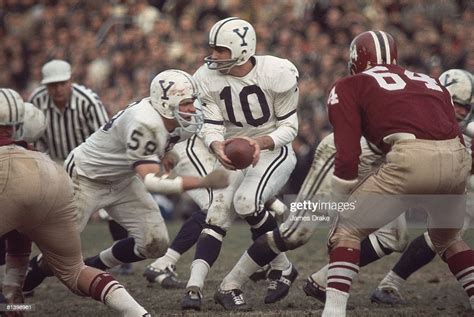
[442,74,458,88]
[159,80,175,100]
[232,27,249,47]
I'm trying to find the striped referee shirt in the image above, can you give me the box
[28,83,109,161]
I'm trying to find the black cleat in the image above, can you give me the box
[181,286,202,311]
[143,265,186,289]
[23,255,52,295]
[249,264,270,283]
[371,287,407,305]
[303,277,326,303]
[264,265,299,304]
[214,288,251,311]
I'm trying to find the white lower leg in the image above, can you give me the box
[186,259,210,290]
[220,252,260,291]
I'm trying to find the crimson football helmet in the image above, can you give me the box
[348,30,398,75]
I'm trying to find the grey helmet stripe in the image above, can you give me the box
[0,89,13,123]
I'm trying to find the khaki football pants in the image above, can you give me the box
[329,138,471,257]
[0,146,85,295]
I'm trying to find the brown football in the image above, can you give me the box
[224,138,255,169]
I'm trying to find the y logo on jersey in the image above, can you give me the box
[233,27,249,47]
[159,80,175,100]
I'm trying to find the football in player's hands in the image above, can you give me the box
[224,137,255,169]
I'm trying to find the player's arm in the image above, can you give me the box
[327,81,362,195]
[195,73,235,169]
[261,62,299,151]
[127,125,229,194]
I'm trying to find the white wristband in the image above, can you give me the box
[144,174,183,194]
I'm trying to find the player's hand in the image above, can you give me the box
[235,136,260,166]
[210,141,236,170]
[162,150,179,172]
[201,169,230,189]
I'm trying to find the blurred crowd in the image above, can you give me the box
[1,0,473,193]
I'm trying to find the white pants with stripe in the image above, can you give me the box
[173,135,217,211]
[206,144,296,230]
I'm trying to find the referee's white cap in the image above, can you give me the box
[41,60,71,85]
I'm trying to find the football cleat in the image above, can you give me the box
[249,264,270,282]
[181,286,202,311]
[264,265,298,304]
[371,287,407,305]
[303,276,326,303]
[214,288,251,311]
[23,255,52,295]
[143,265,186,289]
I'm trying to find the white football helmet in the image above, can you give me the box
[150,69,203,134]
[0,88,25,137]
[18,102,46,143]
[439,69,473,127]
[204,17,256,71]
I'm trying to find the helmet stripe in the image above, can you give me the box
[368,31,382,64]
[0,89,13,123]
[212,17,239,47]
[379,31,391,63]
[10,90,19,123]
[374,31,387,64]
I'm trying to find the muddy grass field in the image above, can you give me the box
[24,221,473,316]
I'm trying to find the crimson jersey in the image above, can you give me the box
[328,64,461,180]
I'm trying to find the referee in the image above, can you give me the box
[28,59,109,161]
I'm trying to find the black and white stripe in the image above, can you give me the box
[254,145,289,213]
[28,83,108,160]
[368,31,392,64]
[210,17,239,47]
[186,135,213,206]
[281,153,335,239]
[65,153,75,178]
[0,88,22,124]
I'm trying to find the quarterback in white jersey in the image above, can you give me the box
[181,17,298,311]
[22,70,230,294]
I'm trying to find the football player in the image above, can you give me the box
[370,69,474,305]
[301,69,474,305]
[0,88,149,316]
[180,17,299,311]
[22,70,229,293]
[142,134,288,289]
[209,31,474,316]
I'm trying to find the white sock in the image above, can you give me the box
[270,252,291,271]
[322,288,349,317]
[186,259,210,290]
[220,251,260,291]
[150,248,181,270]
[378,270,405,290]
[105,287,148,317]
[4,256,29,288]
[99,247,124,268]
[310,264,329,288]
[470,296,474,310]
